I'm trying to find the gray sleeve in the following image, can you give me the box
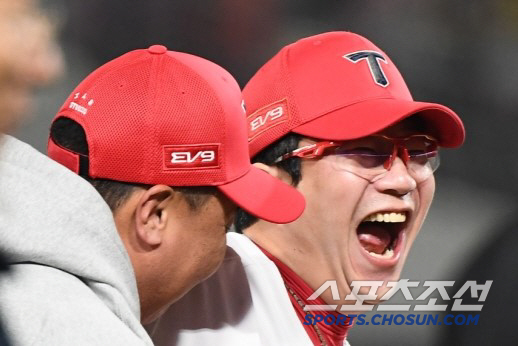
[0,264,150,346]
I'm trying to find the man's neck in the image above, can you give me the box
[253,241,352,346]
[244,221,351,306]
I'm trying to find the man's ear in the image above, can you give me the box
[252,162,293,185]
[135,185,176,248]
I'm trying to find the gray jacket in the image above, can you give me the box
[0,135,152,346]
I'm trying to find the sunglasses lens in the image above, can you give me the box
[329,136,439,182]
[278,136,439,183]
[407,151,440,182]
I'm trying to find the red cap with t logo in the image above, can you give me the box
[244,31,465,157]
[48,45,304,223]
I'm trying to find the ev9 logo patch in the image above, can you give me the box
[250,106,284,132]
[163,144,220,170]
[170,151,215,164]
[247,99,289,141]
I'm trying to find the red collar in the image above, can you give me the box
[259,246,352,346]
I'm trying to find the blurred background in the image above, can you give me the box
[9,0,518,344]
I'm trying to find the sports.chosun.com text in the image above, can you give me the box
[304,313,479,326]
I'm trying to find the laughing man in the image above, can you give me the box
[149,32,465,346]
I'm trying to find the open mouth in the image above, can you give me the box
[356,212,407,261]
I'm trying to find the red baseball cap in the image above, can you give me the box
[244,32,465,157]
[47,45,304,223]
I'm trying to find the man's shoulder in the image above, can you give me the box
[0,135,100,199]
[0,263,150,346]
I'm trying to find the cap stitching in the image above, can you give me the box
[147,53,163,183]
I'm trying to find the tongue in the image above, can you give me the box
[357,223,392,254]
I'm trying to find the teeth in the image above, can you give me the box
[364,212,406,223]
[369,248,394,259]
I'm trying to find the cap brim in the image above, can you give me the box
[218,166,305,224]
[292,99,465,148]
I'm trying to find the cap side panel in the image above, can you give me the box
[244,48,298,157]
[53,51,152,179]
[168,52,250,182]
[147,53,228,185]
[88,58,154,181]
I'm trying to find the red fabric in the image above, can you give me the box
[243,31,465,158]
[47,45,304,224]
[260,246,351,346]
[47,137,80,174]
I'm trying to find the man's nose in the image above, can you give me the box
[374,156,417,196]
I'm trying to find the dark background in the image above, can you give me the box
[14,1,518,344]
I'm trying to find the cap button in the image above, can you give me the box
[148,45,167,54]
